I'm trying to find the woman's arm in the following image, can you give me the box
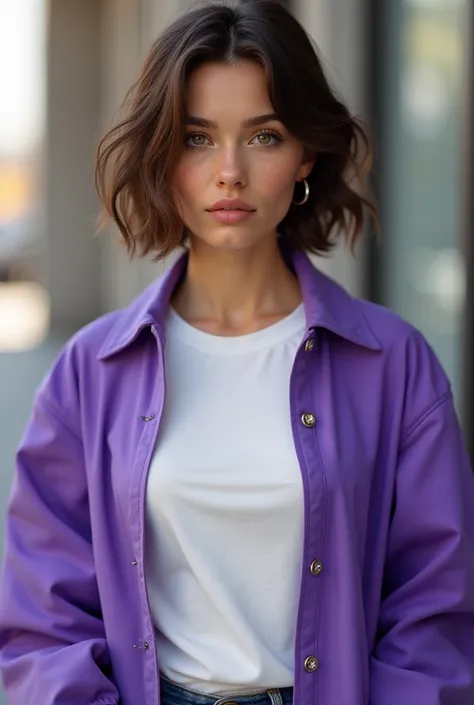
[370,393,474,704]
[0,391,119,705]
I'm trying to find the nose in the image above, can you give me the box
[216,145,248,189]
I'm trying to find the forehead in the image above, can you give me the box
[185,60,273,116]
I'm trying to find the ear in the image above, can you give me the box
[296,148,316,181]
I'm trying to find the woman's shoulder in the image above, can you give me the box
[350,294,452,433]
[354,294,442,366]
[304,258,438,372]
[49,260,176,370]
[312,263,445,380]
[311,263,453,428]
[33,308,130,418]
[358,292,449,380]
[355,294,428,351]
[34,273,168,416]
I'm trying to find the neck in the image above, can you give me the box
[172,235,302,334]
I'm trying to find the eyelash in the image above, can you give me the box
[184,128,283,149]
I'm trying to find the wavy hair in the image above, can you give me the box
[95,0,378,259]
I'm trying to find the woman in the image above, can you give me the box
[1,1,474,704]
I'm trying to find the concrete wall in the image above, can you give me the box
[294,0,370,297]
[98,0,147,312]
[43,0,103,330]
[98,0,197,308]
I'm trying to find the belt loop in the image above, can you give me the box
[267,689,284,705]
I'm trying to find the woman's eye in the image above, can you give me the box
[186,134,209,148]
[185,131,281,148]
[252,131,281,147]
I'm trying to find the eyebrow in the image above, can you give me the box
[186,113,280,129]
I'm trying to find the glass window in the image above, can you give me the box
[374,0,468,409]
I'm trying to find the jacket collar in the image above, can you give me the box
[97,248,381,360]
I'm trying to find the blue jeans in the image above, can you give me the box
[160,675,294,705]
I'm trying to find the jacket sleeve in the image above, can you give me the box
[0,391,119,705]
[370,392,474,704]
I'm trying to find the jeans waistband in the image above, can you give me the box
[159,675,294,705]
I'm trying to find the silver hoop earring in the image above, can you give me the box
[292,178,310,206]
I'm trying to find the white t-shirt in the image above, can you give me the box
[145,303,306,694]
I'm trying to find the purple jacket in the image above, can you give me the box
[1,248,474,705]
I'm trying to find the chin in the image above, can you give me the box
[193,223,276,253]
[214,237,258,251]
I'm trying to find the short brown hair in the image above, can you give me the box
[95,0,377,260]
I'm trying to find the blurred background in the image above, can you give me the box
[0,0,472,699]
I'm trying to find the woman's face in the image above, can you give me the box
[172,59,314,253]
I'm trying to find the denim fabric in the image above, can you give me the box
[159,676,294,705]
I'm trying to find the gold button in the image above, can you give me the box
[301,413,316,428]
[304,656,319,672]
[304,338,315,352]
[310,559,323,576]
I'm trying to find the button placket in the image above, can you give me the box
[133,413,157,658]
[291,332,322,688]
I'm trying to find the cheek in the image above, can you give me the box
[264,167,295,196]
[257,160,297,213]
[173,160,202,211]
[257,147,302,193]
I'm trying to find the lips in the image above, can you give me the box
[208,209,255,224]
[207,199,255,212]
